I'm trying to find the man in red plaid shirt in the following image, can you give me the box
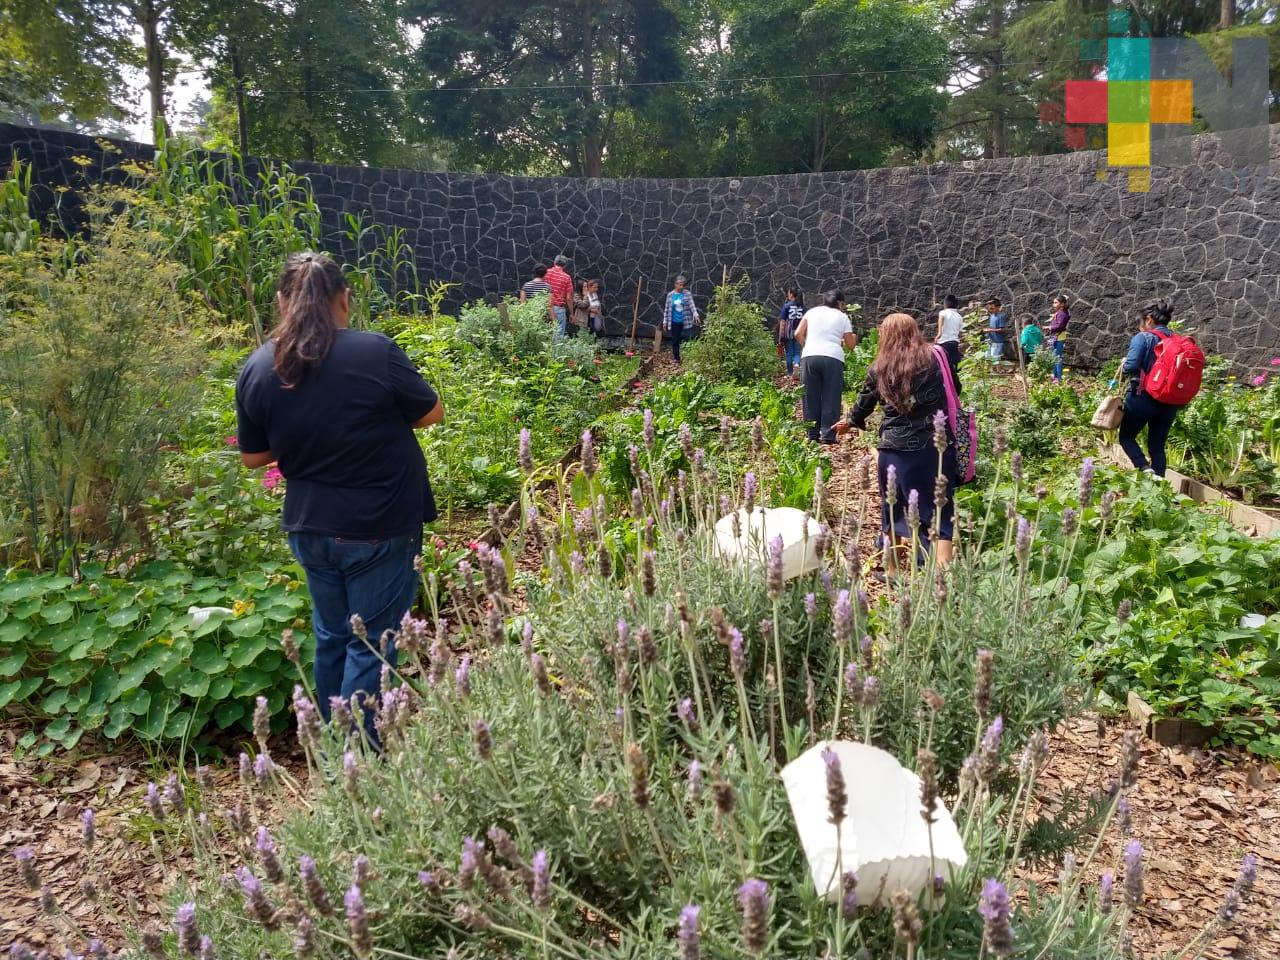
[545,255,574,337]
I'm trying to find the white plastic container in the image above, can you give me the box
[714,506,822,581]
[1240,613,1267,629]
[780,740,967,908]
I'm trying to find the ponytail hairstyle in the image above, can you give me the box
[1053,293,1071,315]
[786,285,805,309]
[273,251,349,388]
[870,312,934,413]
[1142,298,1173,326]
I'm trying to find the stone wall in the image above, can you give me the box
[2,121,1277,370]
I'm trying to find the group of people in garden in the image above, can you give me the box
[234,249,1201,744]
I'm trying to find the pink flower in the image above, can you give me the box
[261,467,283,491]
[225,436,238,447]
[1272,357,1280,366]
[1252,374,1267,387]
[625,351,635,357]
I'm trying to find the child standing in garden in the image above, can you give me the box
[934,293,964,373]
[777,286,805,379]
[983,298,1008,362]
[235,251,444,747]
[1019,318,1043,364]
[1048,294,1071,382]
[836,312,956,570]
[662,275,699,364]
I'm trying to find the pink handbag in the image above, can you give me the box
[932,346,977,484]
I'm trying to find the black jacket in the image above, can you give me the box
[846,359,957,452]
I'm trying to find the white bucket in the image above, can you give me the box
[714,507,822,581]
[780,740,967,908]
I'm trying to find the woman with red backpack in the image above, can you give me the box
[1116,299,1203,477]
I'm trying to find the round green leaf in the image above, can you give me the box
[190,642,229,674]
[41,601,75,625]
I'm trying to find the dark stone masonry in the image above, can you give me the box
[2,121,1277,370]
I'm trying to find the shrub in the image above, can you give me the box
[115,433,1163,960]
[0,190,212,570]
[685,278,777,384]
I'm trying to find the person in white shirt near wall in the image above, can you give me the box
[935,293,964,373]
[795,289,858,444]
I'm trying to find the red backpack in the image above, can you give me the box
[1142,329,1204,406]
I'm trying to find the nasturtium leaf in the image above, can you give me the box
[41,601,75,625]
[208,675,234,700]
[227,634,268,667]
[121,686,152,715]
[0,648,28,677]
[214,699,245,728]
[104,702,132,738]
[227,614,265,638]
[190,642,228,674]
[135,708,168,740]
[231,666,273,696]
[0,679,21,708]
[107,607,141,628]
[177,671,211,699]
[0,621,28,644]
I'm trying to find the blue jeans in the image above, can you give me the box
[288,531,421,745]
[784,338,802,374]
[553,306,568,337]
[669,322,684,362]
[988,340,1005,361]
[1052,339,1066,380]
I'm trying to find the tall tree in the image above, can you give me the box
[706,0,949,174]
[405,0,686,175]
[0,0,134,125]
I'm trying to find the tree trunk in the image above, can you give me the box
[1220,0,1235,28]
[989,2,1007,160]
[579,18,603,177]
[231,46,249,155]
[141,0,169,141]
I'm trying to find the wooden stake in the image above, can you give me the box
[628,277,644,349]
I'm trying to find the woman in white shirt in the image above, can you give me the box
[795,289,858,443]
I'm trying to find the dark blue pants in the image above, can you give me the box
[1052,339,1066,380]
[879,447,955,557]
[289,531,421,745]
[1118,391,1179,476]
[669,322,684,362]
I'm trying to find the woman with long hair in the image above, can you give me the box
[235,251,444,746]
[836,312,957,569]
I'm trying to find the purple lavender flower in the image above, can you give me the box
[861,676,880,708]
[1061,506,1079,536]
[1220,853,1259,920]
[978,878,1014,957]
[418,870,440,894]
[842,871,858,919]
[342,751,359,793]
[253,751,278,790]
[345,884,371,957]
[1117,796,1132,836]
[352,853,372,891]
[460,837,481,889]
[175,902,200,955]
[473,718,493,760]
[1099,872,1115,914]
[1015,516,1031,564]
[729,627,746,677]
[531,849,551,909]
[932,409,947,451]
[293,685,323,745]
[88,939,108,958]
[687,760,703,797]
[859,634,873,667]
[832,589,853,642]
[300,855,332,915]
[1079,457,1096,508]
[294,913,314,958]
[803,593,817,621]
[738,878,770,954]
[80,808,95,849]
[844,662,861,705]
[766,535,784,599]
[455,655,472,697]
[822,747,847,825]
[252,695,270,744]
[677,698,698,732]
[254,827,285,884]
[743,471,757,511]
[906,488,920,528]
[1010,451,1023,481]
[144,782,165,821]
[884,463,898,506]
[13,846,38,891]
[518,427,533,474]
[812,522,829,558]
[580,429,597,478]
[974,648,994,722]
[235,866,277,930]
[977,716,1004,784]
[819,568,835,601]
[1117,599,1133,625]
[1122,839,1144,907]
[678,904,701,960]
[642,409,655,449]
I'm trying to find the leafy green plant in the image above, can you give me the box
[685,277,777,384]
[0,561,311,755]
[0,189,212,571]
